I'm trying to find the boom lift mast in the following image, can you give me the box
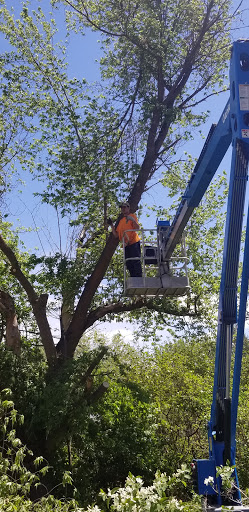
[162,40,249,510]
[124,39,249,510]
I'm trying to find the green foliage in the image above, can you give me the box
[55,333,217,504]
[0,340,104,447]
[215,465,235,494]
[0,389,81,511]
[0,386,204,511]
[70,382,160,503]
[113,336,215,473]
[0,0,136,219]
[0,340,47,418]
[0,334,214,505]
[3,330,249,506]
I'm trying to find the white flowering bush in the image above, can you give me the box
[90,466,202,512]
[204,465,236,498]
[203,465,249,507]
[215,466,235,493]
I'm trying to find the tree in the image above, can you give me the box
[115,334,216,473]
[0,0,240,365]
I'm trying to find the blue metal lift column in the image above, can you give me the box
[203,40,249,506]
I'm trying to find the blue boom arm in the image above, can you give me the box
[162,40,249,507]
[162,108,231,261]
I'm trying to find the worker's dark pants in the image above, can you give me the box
[125,241,142,277]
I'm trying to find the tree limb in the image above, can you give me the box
[0,235,56,363]
[81,345,108,381]
[56,232,119,357]
[87,381,109,404]
[84,298,148,330]
[84,296,200,331]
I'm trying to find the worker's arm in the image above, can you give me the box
[126,215,140,230]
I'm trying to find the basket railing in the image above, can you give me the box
[122,228,189,291]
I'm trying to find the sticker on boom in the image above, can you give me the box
[239,84,249,111]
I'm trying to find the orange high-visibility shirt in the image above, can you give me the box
[116,214,140,246]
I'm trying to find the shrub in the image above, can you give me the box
[0,389,81,511]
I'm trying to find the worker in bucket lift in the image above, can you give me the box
[109,202,142,277]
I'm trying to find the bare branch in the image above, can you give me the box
[114,67,143,140]
[84,298,147,329]
[180,87,229,110]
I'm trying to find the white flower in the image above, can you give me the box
[204,476,214,486]
[86,506,101,512]
[168,497,184,511]
[136,477,143,485]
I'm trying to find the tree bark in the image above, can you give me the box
[57,233,119,357]
[0,290,21,355]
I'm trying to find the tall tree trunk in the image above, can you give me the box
[0,290,21,356]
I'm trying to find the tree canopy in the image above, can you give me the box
[0,0,240,363]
